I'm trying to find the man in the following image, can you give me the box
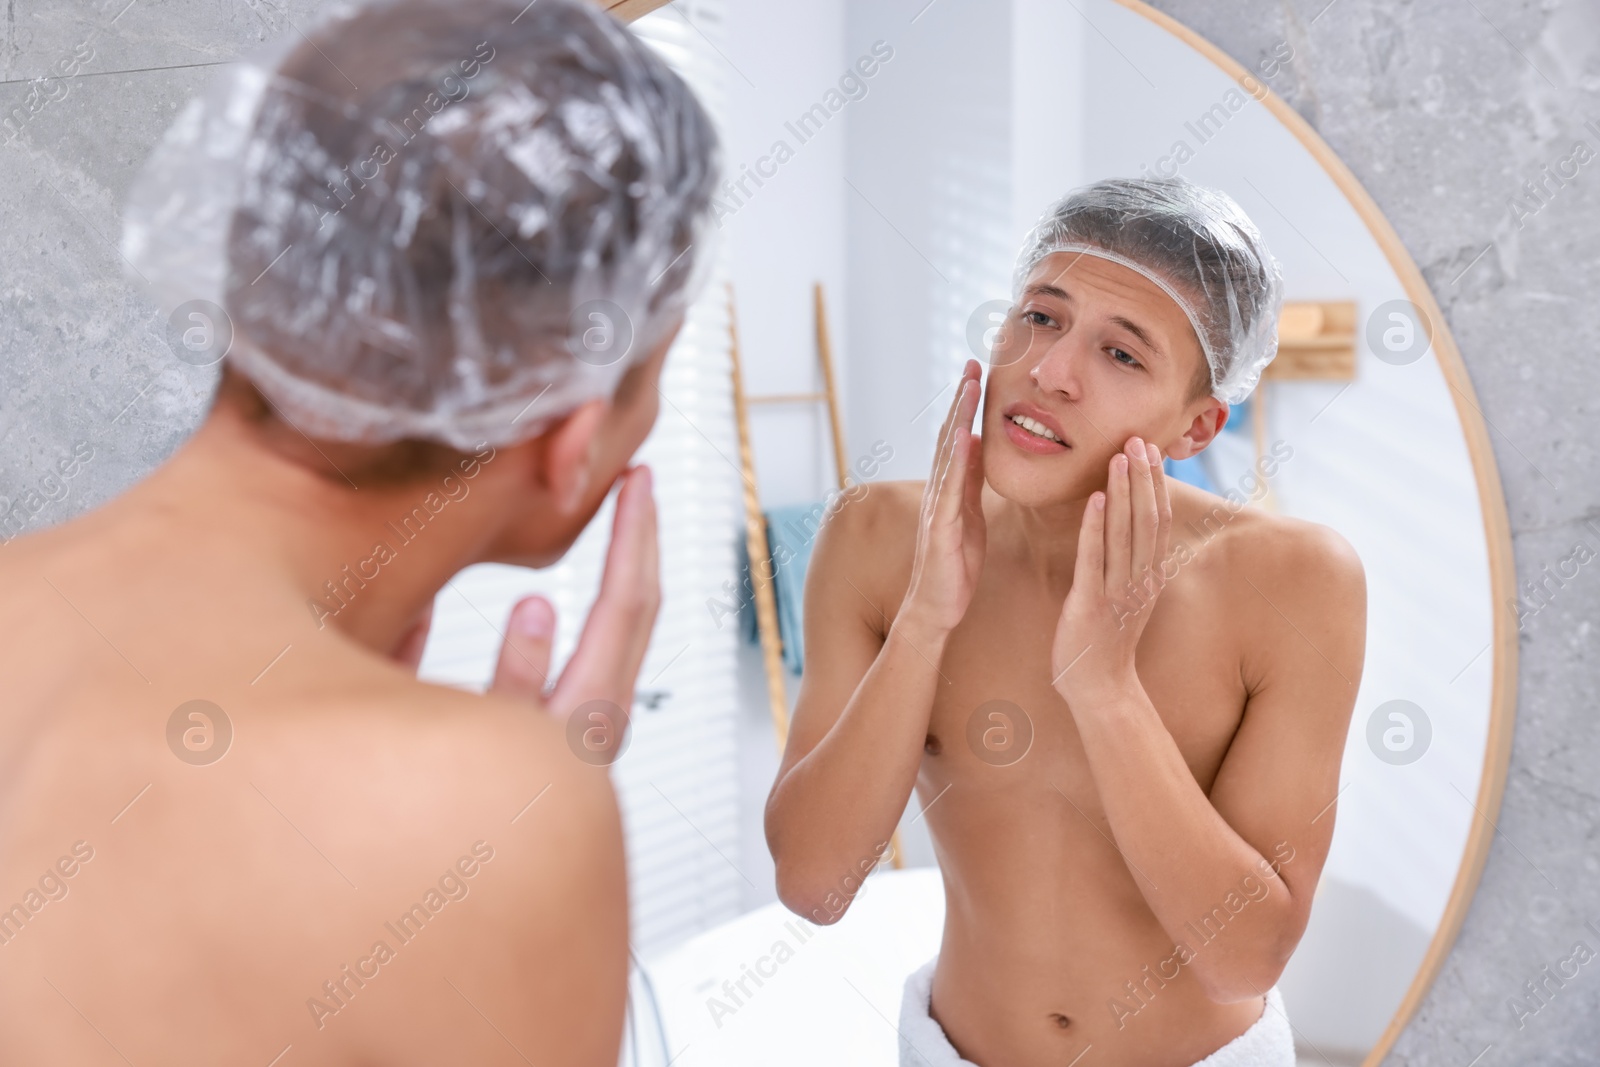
[0,1,718,1064]
[766,178,1366,1067]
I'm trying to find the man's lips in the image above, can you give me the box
[1002,416,1070,454]
[999,401,1070,454]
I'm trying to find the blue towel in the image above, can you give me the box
[735,502,830,675]
[766,503,826,674]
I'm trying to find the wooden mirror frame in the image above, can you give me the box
[606,0,1519,1061]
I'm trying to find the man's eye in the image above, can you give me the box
[1110,348,1141,367]
[1022,310,1054,327]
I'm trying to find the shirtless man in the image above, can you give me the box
[766,179,1367,1067]
[0,1,717,1063]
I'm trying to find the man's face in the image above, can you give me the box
[509,323,676,568]
[981,251,1221,507]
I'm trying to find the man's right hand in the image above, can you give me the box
[492,464,661,727]
[902,360,987,637]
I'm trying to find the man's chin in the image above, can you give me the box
[484,519,587,571]
[507,482,617,569]
[983,454,1100,509]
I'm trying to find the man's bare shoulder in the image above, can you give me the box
[1167,482,1366,694]
[822,478,923,544]
[224,676,626,1059]
[810,479,923,616]
[241,670,623,901]
[288,670,611,803]
[1168,480,1364,596]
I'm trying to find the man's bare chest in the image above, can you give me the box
[917,570,1247,799]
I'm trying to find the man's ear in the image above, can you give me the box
[1167,398,1229,460]
[536,397,608,514]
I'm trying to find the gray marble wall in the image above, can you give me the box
[1143,0,1599,1062]
[0,0,326,526]
[1,0,1596,1060]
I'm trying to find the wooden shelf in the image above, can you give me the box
[1266,300,1357,381]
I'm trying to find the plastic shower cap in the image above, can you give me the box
[120,0,721,450]
[1010,176,1284,406]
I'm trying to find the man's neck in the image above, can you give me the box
[989,484,1092,594]
[111,407,513,658]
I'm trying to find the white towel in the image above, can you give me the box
[1186,984,1297,1067]
[897,957,979,1067]
[897,956,1297,1067]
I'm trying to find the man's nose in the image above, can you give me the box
[1027,333,1087,400]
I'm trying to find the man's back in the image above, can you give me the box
[0,498,626,1066]
[1,0,718,1058]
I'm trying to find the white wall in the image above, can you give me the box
[720,0,849,508]
[843,0,1014,483]
[1011,0,1088,254]
[718,0,850,912]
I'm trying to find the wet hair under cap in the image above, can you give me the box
[1012,176,1284,405]
[122,0,721,450]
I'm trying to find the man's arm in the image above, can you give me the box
[1049,441,1363,1004]
[763,483,945,923]
[766,363,987,924]
[1053,440,1366,1003]
[1205,521,1365,987]
[443,711,630,1066]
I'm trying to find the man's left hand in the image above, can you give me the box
[1051,435,1171,705]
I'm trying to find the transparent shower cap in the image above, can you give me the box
[1011,177,1284,406]
[120,0,721,450]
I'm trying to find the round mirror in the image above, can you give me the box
[624,1,1516,1065]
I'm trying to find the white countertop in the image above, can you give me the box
[636,867,946,1067]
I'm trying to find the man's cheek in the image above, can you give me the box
[638,397,663,449]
